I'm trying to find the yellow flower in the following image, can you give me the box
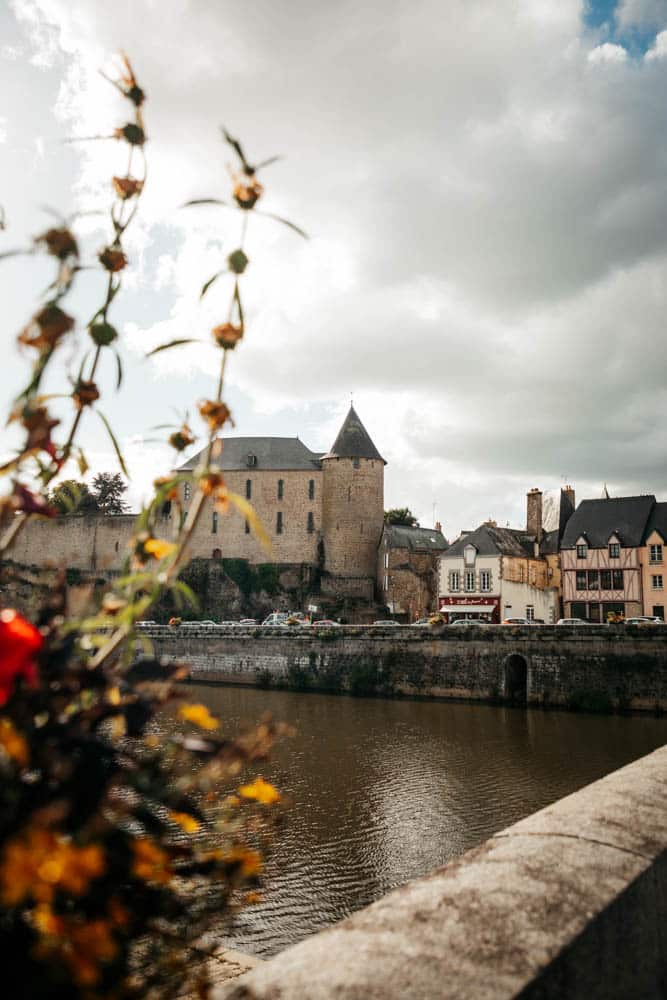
[0,717,29,768]
[131,838,172,884]
[238,777,280,805]
[178,703,219,731]
[224,846,263,877]
[143,537,176,560]
[169,810,200,834]
[0,829,105,905]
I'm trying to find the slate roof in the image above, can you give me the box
[383,524,449,552]
[325,406,385,463]
[177,436,323,472]
[560,495,656,549]
[443,525,536,559]
[643,501,667,543]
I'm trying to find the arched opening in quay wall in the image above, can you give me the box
[504,653,528,704]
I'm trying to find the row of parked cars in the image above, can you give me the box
[138,613,666,629]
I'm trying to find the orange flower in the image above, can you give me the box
[233,176,263,210]
[212,323,243,350]
[18,304,74,352]
[169,424,195,452]
[35,227,78,260]
[0,829,105,905]
[143,537,176,561]
[199,471,225,497]
[153,475,179,500]
[0,609,42,706]
[98,247,128,272]
[238,777,280,805]
[132,838,172,884]
[169,810,200,834]
[223,846,263,877]
[72,379,100,410]
[178,703,219,731]
[198,399,233,432]
[0,717,29,767]
[112,175,144,200]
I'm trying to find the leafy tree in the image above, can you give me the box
[91,472,129,514]
[384,507,419,527]
[49,480,99,515]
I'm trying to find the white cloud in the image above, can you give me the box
[616,0,667,30]
[5,0,667,538]
[645,27,667,57]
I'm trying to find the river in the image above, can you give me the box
[187,683,667,957]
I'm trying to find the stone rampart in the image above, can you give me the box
[218,743,667,999]
[144,623,667,712]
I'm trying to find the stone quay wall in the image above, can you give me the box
[218,744,667,1000]
[143,623,667,712]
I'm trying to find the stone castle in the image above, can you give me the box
[6,406,387,602]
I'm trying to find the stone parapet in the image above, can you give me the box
[218,744,667,999]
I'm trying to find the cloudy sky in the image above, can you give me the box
[2,0,667,538]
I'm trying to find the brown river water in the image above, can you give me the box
[185,683,667,957]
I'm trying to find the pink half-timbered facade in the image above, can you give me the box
[560,495,655,622]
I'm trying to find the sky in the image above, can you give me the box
[2,0,667,539]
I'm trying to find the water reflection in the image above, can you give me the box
[188,684,667,957]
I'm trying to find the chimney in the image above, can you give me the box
[434,520,442,532]
[563,484,575,509]
[526,488,543,541]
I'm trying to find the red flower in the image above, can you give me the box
[0,610,42,705]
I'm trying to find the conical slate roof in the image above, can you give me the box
[325,406,385,463]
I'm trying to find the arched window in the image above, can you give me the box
[307,512,314,533]
[212,511,218,534]
[277,479,284,500]
[212,548,222,559]
[246,479,252,500]
[184,482,191,501]
[276,512,283,534]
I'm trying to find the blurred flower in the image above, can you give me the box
[238,777,280,805]
[169,424,195,452]
[115,123,145,146]
[112,176,144,200]
[9,404,59,460]
[0,717,29,768]
[212,323,243,350]
[98,247,127,273]
[132,838,172,884]
[0,609,42,706]
[89,321,118,346]
[198,400,233,432]
[35,227,78,261]
[169,811,200,834]
[3,484,57,518]
[199,471,225,497]
[178,703,219,731]
[18,304,74,352]
[232,175,263,210]
[153,475,179,500]
[223,846,263,877]
[72,380,100,409]
[143,538,176,560]
[0,828,105,905]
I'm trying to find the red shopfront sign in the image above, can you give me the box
[438,596,500,622]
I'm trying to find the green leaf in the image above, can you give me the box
[182,198,228,208]
[258,211,309,239]
[113,348,123,390]
[200,271,225,300]
[146,338,198,357]
[97,410,129,477]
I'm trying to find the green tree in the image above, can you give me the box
[384,507,419,527]
[48,480,99,515]
[91,471,129,514]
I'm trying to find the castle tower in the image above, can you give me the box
[321,406,385,598]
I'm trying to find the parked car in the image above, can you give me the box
[220,620,239,626]
[556,618,590,626]
[239,618,257,626]
[501,617,531,625]
[312,619,340,627]
[449,619,488,626]
[371,619,400,626]
[411,618,432,626]
[624,616,665,625]
[262,613,290,626]
[136,620,157,628]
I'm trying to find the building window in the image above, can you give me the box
[609,542,620,559]
[600,570,612,590]
[612,569,623,590]
[587,570,599,590]
[518,565,524,583]
[353,457,360,469]
[245,520,250,535]
[650,544,663,563]
[480,570,491,592]
[277,479,284,500]
[383,574,388,591]
[449,570,460,592]
[212,511,218,534]
[576,543,587,559]
[384,552,389,569]
[576,571,587,591]
[183,482,191,501]
[652,575,663,590]
[276,512,283,535]
[347,486,351,502]
[526,605,535,621]
[309,479,315,500]
[245,479,252,500]
[307,512,314,533]
[652,605,664,619]
[465,570,475,592]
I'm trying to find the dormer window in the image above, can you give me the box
[247,454,257,467]
[608,542,620,559]
[576,542,587,559]
[463,544,477,566]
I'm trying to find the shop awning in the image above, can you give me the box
[439,604,496,613]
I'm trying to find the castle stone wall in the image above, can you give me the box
[321,457,383,592]
[6,514,138,573]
